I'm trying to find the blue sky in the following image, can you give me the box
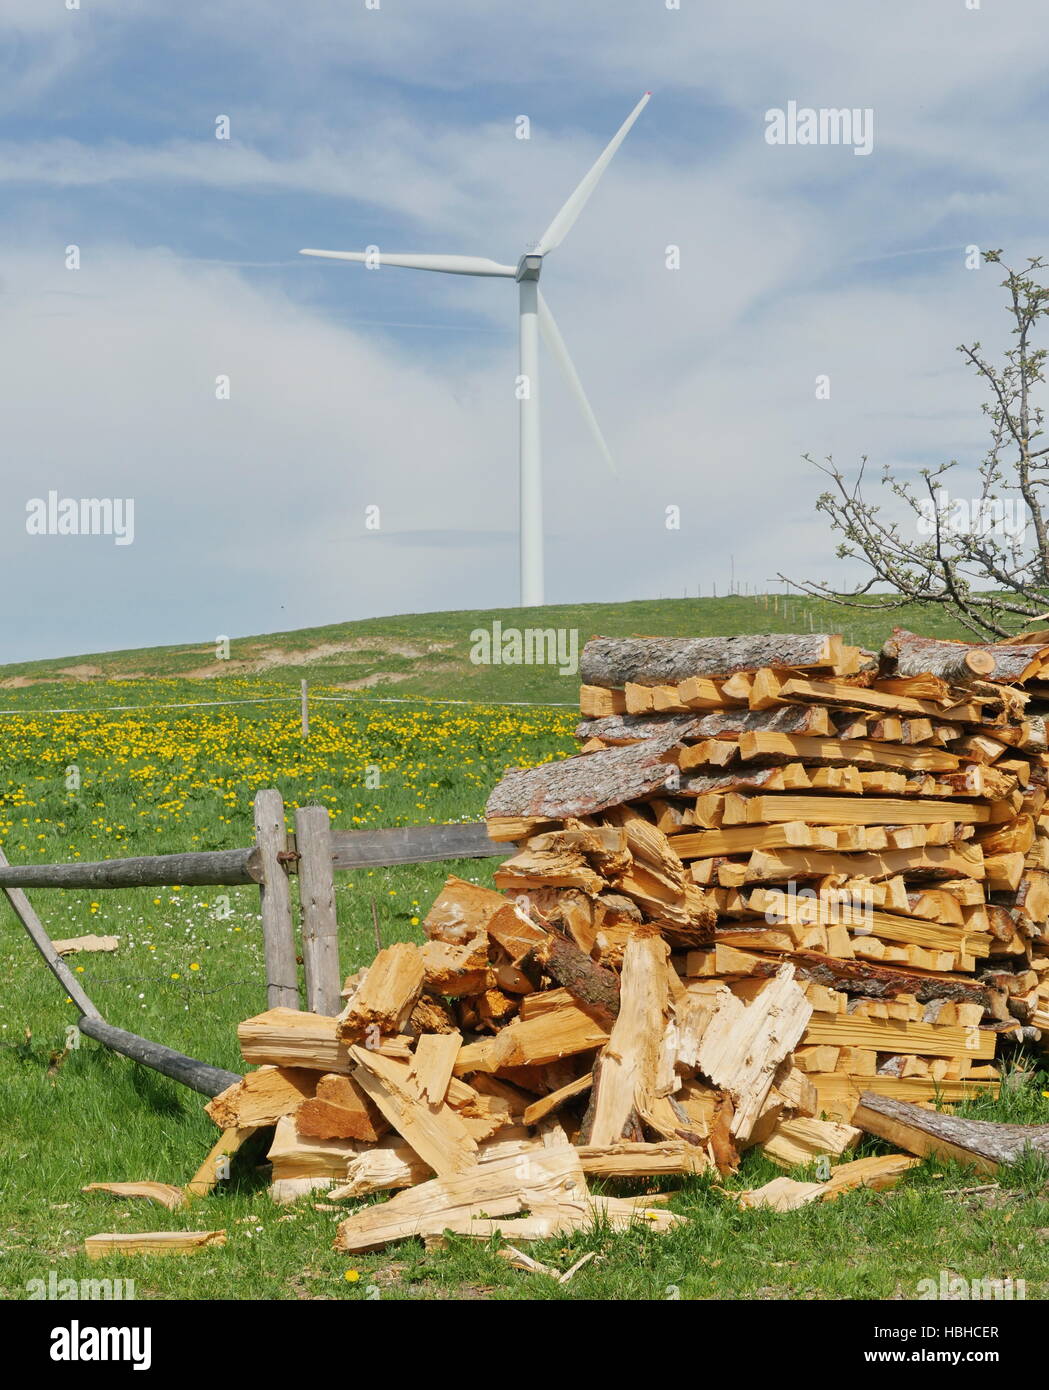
[2,1,1048,661]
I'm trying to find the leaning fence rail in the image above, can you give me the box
[0,790,511,1097]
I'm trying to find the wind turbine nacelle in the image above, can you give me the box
[515,254,543,282]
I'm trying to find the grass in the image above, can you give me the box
[1,597,1048,1300]
[0,592,989,704]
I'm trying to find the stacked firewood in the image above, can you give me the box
[202,627,1049,1251]
[486,628,1049,1120]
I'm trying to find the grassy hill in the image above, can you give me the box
[1,592,1047,1302]
[0,593,980,707]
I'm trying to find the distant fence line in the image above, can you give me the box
[0,688,577,719]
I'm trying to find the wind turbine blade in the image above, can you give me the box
[533,93,651,257]
[299,250,517,277]
[537,291,616,476]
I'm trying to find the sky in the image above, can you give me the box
[2,0,1049,662]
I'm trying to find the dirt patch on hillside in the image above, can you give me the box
[332,659,462,691]
[183,637,456,679]
[1,636,461,687]
[1,664,107,688]
[57,664,105,679]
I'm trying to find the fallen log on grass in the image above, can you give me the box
[854,1091,1049,1173]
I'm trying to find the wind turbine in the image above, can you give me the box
[301,92,651,607]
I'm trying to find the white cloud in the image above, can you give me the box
[3,0,1049,660]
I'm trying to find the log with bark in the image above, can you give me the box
[580,634,844,688]
[854,1091,1049,1172]
[882,628,1049,687]
[485,730,683,820]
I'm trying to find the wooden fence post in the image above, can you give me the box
[253,789,300,1010]
[301,679,309,740]
[294,805,342,1017]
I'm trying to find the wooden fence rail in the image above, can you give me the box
[329,821,506,869]
[0,790,514,1098]
[0,847,263,891]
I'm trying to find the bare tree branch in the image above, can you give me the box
[789,251,1049,637]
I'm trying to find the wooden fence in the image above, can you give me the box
[0,789,509,1096]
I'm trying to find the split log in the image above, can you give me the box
[725,794,993,826]
[52,935,120,955]
[804,1015,996,1060]
[424,875,516,941]
[205,1065,317,1129]
[784,951,991,1009]
[575,705,830,745]
[266,1113,363,1180]
[85,1231,226,1259]
[521,1072,593,1126]
[574,1140,707,1177]
[854,1091,1049,1173]
[186,1126,259,1197]
[331,1137,434,1197]
[333,1145,587,1253]
[696,965,812,1141]
[494,849,606,895]
[336,943,424,1043]
[732,1154,919,1210]
[295,1072,389,1142]
[737,731,960,773]
[406,1032,462,1107]
[419,936,488,996]
[770,676,979,720]
[82,1182,186,1211]
[580,634,842,687]
[459,998,611,1072]
[761,1115,861,1168]
[349,1046,479,1177]
[586,934,675,1145]
[574,713,704,744]
[239,1007,352,1072]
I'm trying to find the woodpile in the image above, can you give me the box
[196,626,1049,1252]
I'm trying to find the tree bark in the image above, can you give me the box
[786,950,992,1007]
[575,704,828,745]
[485,729,682,820]
[580,634,840,688]
[574,713,704,744]
[522,934,621,1023]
